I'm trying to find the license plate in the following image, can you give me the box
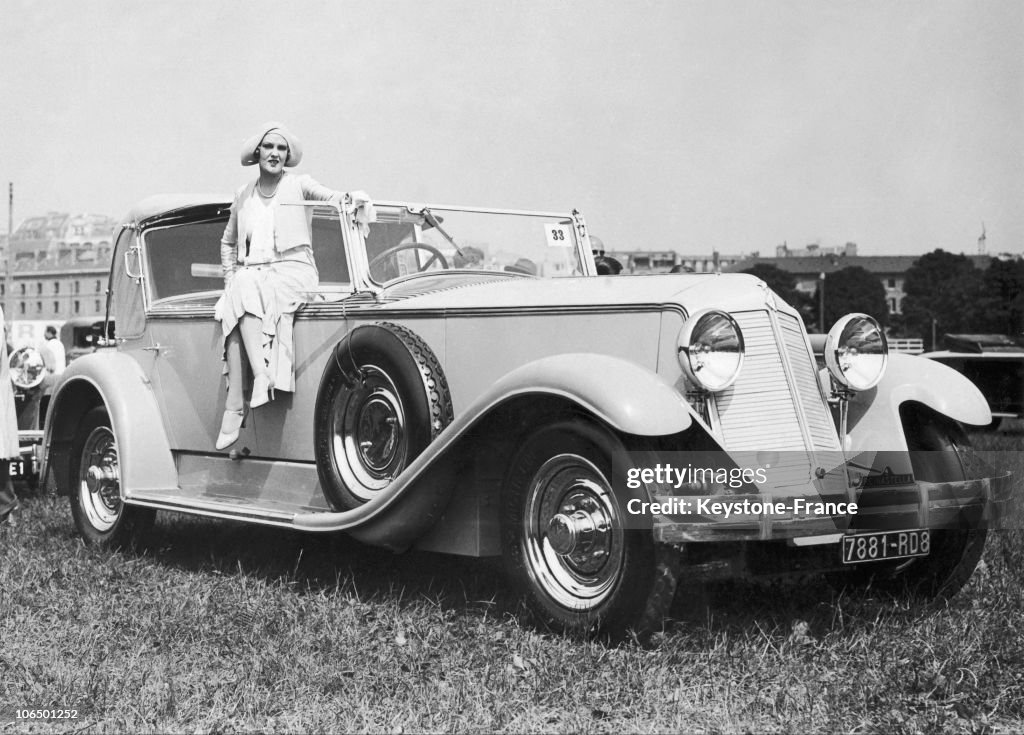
[841,530,930,564]
[9,460,28,479]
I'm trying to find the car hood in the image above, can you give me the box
[375,272,782,316]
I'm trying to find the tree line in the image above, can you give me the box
[742,251,1024,349]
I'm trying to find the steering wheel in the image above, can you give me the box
[368,242,449,275]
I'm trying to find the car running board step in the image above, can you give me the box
[125,492,304,528]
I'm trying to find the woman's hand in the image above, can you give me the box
[343,190,376,237]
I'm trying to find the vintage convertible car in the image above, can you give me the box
[41,194,1015,639]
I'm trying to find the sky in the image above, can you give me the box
[1,0,1021,257]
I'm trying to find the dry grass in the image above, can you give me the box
[1,426,1022,734]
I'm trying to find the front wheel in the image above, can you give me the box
[500,420,679,641]
[69,407,154,548]
[829,407,987,602]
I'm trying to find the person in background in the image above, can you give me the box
[42,325,66,378]
[0,307,21,525]
[591,236,623,275]
[38,324,65,421]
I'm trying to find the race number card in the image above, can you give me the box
[544,223,572,247]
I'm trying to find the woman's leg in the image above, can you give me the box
[217,327,247,448]
[224,327,245,412]
[238,314,268,382]
[239,314,274,406]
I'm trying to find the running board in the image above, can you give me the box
[126,492,303,529]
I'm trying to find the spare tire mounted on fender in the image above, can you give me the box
[314,321,453,510]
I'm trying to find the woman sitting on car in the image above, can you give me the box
[214,121,371,450]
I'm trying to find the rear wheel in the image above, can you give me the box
[69,407,154,548]
[500,420,679,641]
[830,407,987,601]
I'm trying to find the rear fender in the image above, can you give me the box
[42,352,177,495]
[845,353,990,454]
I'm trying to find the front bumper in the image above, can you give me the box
[652,472,1016,544]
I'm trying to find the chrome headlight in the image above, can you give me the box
[9,346,46,390]
[676,310,745,392]
[824,314,888,391]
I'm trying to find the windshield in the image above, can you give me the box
[364,204,585,284]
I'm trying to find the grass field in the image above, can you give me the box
[1,427,1022,733]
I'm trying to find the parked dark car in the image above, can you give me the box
[922,334,1024,430]
[60,316,114,363]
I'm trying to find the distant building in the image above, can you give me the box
[775,241,858,258]
[725,248,996,316]
[605,250,747,274]
[1,212,115,320]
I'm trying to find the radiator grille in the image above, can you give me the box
[717,311,803,451]
[714,310,843,493]
[778,312,842,452]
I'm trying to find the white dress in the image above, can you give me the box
[214,176,329,392]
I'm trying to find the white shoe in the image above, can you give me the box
[250,374,275,409]
[216,408,246,450]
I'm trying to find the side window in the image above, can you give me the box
[143,220,228,302]
[144,211,351,302]
[311,211,350,286]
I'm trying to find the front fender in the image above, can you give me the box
[41,352,178,495]
[479,352,694,436]
[845,353,990,454]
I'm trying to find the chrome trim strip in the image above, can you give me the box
[373,200,576,218]
[145,302,689,320]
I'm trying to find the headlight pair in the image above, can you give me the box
[676,310,887,394]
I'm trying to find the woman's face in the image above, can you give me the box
[257,132,289,176]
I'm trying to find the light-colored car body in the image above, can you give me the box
[41,194,1016,638]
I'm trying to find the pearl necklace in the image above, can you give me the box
[256,179,280,198]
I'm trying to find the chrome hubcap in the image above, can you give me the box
[333,364,408,501]
[78,426,121,532]
[523,453,623,610]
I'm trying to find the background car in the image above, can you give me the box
[40,194,1016,640]
[60,315,114,364]
[921,333,1024,431]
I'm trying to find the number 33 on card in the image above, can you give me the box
[545,223,572,247]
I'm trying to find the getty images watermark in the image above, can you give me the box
[616,453,860,522]
[611,449,1020,532]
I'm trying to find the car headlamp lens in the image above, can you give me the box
[676,310,745,392]
[824,314,888,390]
[9,346,46,390]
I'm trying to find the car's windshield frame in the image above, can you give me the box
[358,202,593,288]
[132,198,595,311]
